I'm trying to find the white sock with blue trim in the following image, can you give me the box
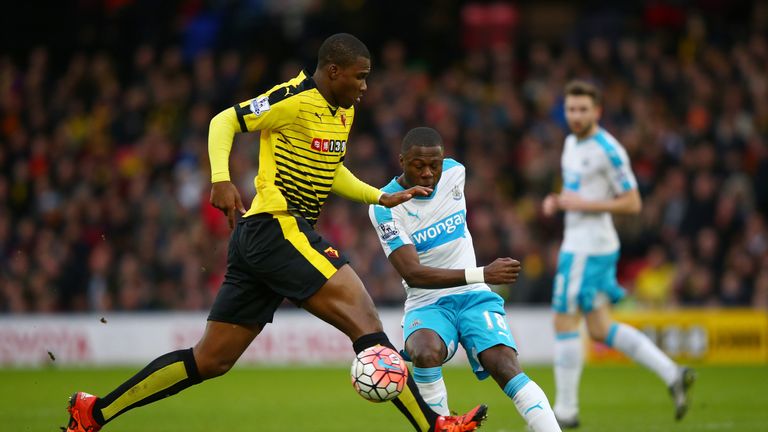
[553,331,582,420]
[607,322,678,385]
[412,366,450,416]
[504,373,561,431]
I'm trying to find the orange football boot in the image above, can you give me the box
[434,404,488,431]
[62,392,101,432]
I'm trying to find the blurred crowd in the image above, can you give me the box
[1,1,767,313]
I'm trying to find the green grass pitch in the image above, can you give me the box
[2,364,766,431]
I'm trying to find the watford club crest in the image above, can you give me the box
[324,246,340,259]
[340,113,347,127]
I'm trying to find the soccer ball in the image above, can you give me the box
[350,345,409,402]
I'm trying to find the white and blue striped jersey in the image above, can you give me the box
[560,128,638,254]
[369,159,489,313]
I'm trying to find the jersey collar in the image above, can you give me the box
[576,127,603,144]
[304,69,341,117]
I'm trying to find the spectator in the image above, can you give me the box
[1,1,766,312]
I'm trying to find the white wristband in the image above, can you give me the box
[465,267,485,284]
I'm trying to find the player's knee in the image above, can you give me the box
[553,314,579,333]
[481,345,522,383]
[409,348,444,367]
[489,363,523,384]
[587,326,609,342]
[407,340,445,367]
[195,354,237,379]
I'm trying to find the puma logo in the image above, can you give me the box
[524,401,544,415]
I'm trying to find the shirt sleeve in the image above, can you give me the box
[208,94,300,183]
[608,143,637,194]
[368,204,412,256]
[235,93,300,133]
[599,141,638,194]
[208,108,239,182]
[331,165,383,204]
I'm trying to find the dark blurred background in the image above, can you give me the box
[1,0,766,313]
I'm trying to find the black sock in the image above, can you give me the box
[92,348,202,425]
[353,332,439,431]
[352,331,397,354]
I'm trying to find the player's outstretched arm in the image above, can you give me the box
[331,165,431,206]
[388,245,520,288]
[378,186,432,208]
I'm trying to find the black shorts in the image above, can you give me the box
[208,212,349,326]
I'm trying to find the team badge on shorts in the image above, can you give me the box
[324,246,340,259]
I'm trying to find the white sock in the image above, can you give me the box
[553,332,583,419]
[412,367,450,416]
[608,322,678,385]
[504,373,561,432]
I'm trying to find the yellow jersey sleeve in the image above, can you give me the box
[331,165,383,205]
[208,108,239,183]
[207,92,300,183]
[235,91,300,133]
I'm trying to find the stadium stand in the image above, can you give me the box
[1,1,766,313]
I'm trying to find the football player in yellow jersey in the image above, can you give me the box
[63,33,487,432]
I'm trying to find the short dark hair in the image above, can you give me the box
[317,33,370,68]
[401,127,444,154]
[564,80,602,106]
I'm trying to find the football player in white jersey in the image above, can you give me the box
[542,81,695,428]
[370,127,562,432]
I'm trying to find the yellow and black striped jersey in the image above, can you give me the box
[208,70,381,226]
